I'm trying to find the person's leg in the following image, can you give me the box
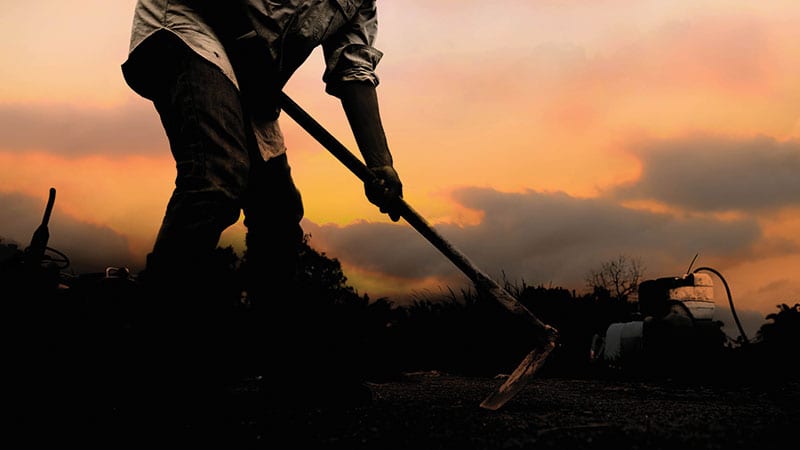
[237,152,305,379]
[240,154,373,407]
[146,37,250,302]
[133,37,253,428]
[241,152,305,304]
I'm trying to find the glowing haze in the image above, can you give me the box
[2,1,799,338]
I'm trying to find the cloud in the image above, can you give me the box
[0,191,136,273]
[612,135,800,212]
[0,100,165,155]
[302,220,455,280]
[306,188,771,293]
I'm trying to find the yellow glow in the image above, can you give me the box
[0,151,172,257]
[1,2,800,317]
[338,262,465,303]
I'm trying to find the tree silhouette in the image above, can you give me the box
[585,254,645,301]
[757,303,800,347]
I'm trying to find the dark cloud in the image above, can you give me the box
[0,101,165,155]
[612,135,800,212]
[0,191,136,273]
[302,220,458,281]
[306,188,779,293]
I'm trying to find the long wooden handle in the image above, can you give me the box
[278,92,483,282]
[278,92,554,334]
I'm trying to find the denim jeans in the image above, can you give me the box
[146,36,304,299]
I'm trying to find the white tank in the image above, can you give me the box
[668,273,715,320]
[602,321,644,363]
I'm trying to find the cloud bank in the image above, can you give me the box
[309,187,767,292]
[0,101,164,155]
[613,135,800,212]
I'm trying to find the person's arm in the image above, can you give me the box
[338,81,403,221]
[320,1,401,219]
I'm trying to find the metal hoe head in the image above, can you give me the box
[479,334,558,410]
[476,274,559,410]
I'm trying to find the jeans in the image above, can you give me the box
[146,35,304,301]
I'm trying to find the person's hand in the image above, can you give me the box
[365,165,403,221]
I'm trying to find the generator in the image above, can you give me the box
[589,266,747,375]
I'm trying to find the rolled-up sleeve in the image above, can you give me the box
[322,0,383,97]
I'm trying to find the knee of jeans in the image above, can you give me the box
[210,162,250,202]
[169,186,243,233]
[175,160,248,207]
[175,169,247,201]
[174,146,249,198]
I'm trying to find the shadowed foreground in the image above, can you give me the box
[4,212,799,448]
[16,371,799,449]
[223,373,800,449]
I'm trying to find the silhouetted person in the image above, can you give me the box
[120,0,403,421]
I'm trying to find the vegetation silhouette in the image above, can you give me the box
[733,302,800,381]
[3,223,799,433]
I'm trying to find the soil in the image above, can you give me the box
[17,371,800,449]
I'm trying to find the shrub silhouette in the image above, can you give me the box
[757,303,800,347]
[737,303,800,379]
[4,233,799,395]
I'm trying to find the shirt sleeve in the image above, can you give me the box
[322,0,383,98]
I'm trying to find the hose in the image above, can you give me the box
[693,266,749,344]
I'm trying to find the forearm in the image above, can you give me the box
[338,81,393,167]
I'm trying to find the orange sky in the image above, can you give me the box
[2,1,800,338]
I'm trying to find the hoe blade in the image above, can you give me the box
[475,274,559,410]
[479,336,557,411]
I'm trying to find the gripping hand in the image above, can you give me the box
[365,165,403,221]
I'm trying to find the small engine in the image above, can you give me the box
[590,271,729,373]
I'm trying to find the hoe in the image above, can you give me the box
[279,92,559,410]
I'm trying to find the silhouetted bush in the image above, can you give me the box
[732,303,800,380]
[3,235,799,393]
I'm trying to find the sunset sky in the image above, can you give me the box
[2,1,799,338]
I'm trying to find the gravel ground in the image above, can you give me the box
[23,370,795,449]
[236,373,800,450]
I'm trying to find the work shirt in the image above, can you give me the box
[122,0,383,161]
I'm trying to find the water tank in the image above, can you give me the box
[668,272,715,320]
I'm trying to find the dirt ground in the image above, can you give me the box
[19,371,798,449]
[246,373,800,450]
